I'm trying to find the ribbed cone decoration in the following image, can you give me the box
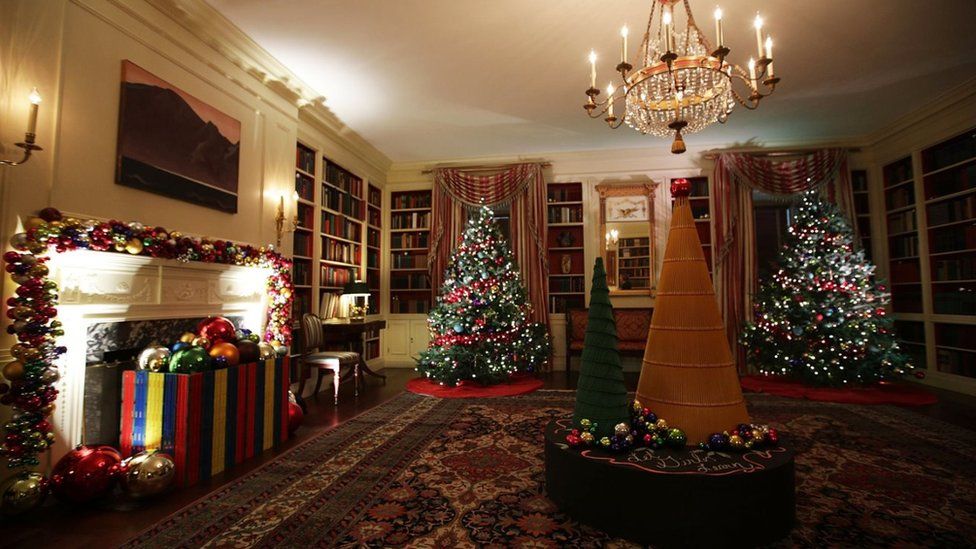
[572,258,630,439]
[636,180,750,444]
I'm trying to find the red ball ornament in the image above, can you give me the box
[670,178,691,197]
[287,401,304,435]
[196,316,237,344]
[38,207,63,223]
[914,370,926,379]
[50,445,122,503]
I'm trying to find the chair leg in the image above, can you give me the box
[354,363,360,397]
[313,368,324,396]
[333,367,340,406]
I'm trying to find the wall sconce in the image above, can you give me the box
[605,229,619,286]
[605,229,619,250]
[275,191,300,248]
[1,88,44,167]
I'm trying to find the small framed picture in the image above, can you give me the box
[605,195,649,222]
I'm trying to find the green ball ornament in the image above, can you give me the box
[666,428,687,448]
[168,347,210,373]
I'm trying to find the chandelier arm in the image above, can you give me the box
[681,0,712,53]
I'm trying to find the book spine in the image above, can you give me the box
[199,371,214,481]
[253,361,265,457]
[263,358,275,451]
[186,373,202,487]
[120,371,136,458]
[134,371,148,453]
[245,362,257,460]
[224,365,237,471]
[212,369,227,476]
[273,357,283,444]
[235,363,247,465]
[174,374,189,487]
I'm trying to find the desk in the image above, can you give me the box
[321,318,387,381]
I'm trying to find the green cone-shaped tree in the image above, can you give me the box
[572,258,630,438]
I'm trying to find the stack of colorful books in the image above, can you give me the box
[120,356,290,487]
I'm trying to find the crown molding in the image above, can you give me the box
[144,0,392,176]
[862,74,976,148]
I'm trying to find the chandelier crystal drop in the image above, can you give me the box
[583,0,780,154]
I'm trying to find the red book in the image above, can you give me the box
[186,373,203,487]
[174,375,189,486]
[235,365,247,464]
[120,371,136,457]
[245,362,257,460]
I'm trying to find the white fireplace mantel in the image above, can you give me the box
[48,250,271,463]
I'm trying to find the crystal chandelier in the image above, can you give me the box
[583,0,780,153]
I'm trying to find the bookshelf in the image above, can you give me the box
[617,237,652,289]
[851,169,873,261]
[389,190,432,314]
[671,176,713,278]
[884,156,922,314]
[292,143,316,323]
[546,182,585,314]
[366,183,382,318]
[320,157,364,312]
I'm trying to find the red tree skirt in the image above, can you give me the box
[406,374,543,399]
[740,375,937,406]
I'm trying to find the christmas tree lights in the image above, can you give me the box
[741,191,914,386]
[416,205,550,385]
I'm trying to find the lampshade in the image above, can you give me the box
[343,281,371,297]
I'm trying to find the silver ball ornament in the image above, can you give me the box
[120,451,175,498]
[137,346,172,372]
[257,342,277,361]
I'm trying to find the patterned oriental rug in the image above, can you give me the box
[123,391,976,548]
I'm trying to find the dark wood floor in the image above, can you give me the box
[6,368,976,548]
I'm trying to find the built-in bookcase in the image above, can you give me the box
[851,169,873,260]
[882,127,976,383]
[389,190,432,314]
[366,184,382,317]
[319,158,364,310]
[618,237,652,289]
[292,143,316,322]
[671,176,713,278]
[546,182,585,314]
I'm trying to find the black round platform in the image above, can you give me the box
[545,419,795,548]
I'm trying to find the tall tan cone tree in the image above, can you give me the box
[636,178,749,445]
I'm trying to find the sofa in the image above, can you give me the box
[566,308,653,372]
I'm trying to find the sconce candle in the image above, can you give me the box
[27,88,41,136]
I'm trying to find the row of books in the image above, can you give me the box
[391,273,430,290]
[322,238,361,265]
[296,203,314,230]
[368,208,381,228]
[547,187,582,203]
[322,212,363,242]
[392,253,427,269]
[319,291,343,319]
[622,276,651,289]
[620,237,650,248]
[549,276,584,293]
[937,349,976,378]
[924,162,975,200]
[548,205,583,224]
[392,232,429,249]
[292,291,312,319]
[321,265,357,288]
[889,234,919,258]
[367,270,380,289]
[323,187,364,218]
[390,297,430,314]
[391,192,431,210]
[550,295,584,314]
[295,173,314,202]
[937,323,976,348]
[297,145,316,174]
[619,258,651,268]
[367,227,381,248]
[365,340,381,360]
[883,158,913,186]
[391,211,430,230]
[367,249,379,269]
[923,132,976,173]
[324,162,363,196]
[929,228,976,254]
[292,260,311,286]
[927,195,976,226]
[889,259,921,282]
[687,178,709,196]
[368,186,382,208]
[894,321,925,344]
[887,210,917,233]
[620,247,650,259]
[619,267,652,277]
[885,186,915,210]
[933,290,976,315]
[293,232,312,257]
[120,359,289,487]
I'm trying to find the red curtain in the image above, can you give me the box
[713,148,854,372]
[429,164,550,332]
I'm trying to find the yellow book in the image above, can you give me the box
[212,369,227,475]
[263,358,275,450]
[145,372,164,450]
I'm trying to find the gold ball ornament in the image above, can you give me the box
[209,341,240,367]
[0,472,48,516]
[2,361,25,381]
[179,332,196,343]
[24,217,46,230]
[655,418,669,430]
[728,434,745,450]
[257,342,277,361]
[28,264,49,278]
[125,237,144,255]
[120,451,175,499]
[191,336,211,349]
[9,344,27,360]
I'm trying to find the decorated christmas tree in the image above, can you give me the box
[741,190,914,386]
[572,258,629,439]
[416,205,550,386]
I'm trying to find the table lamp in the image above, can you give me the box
[343,280,371,322]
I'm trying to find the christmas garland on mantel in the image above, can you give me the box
[2,207,293,469]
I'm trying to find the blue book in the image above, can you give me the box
[161,374,177,456]
[199,370,215,481]
[134,370,149,452]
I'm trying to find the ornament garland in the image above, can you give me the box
[566,400,779,453]
[1,208,294,472]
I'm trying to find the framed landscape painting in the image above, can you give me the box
[116,60,240,213]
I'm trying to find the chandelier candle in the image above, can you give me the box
[581,0,780,153]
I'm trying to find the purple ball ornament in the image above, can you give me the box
[707,433,730,451]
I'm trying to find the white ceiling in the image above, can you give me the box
[206,0,976,163]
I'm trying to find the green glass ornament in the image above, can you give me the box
[168,347,210,373]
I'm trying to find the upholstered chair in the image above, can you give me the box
[299,313,360,405]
